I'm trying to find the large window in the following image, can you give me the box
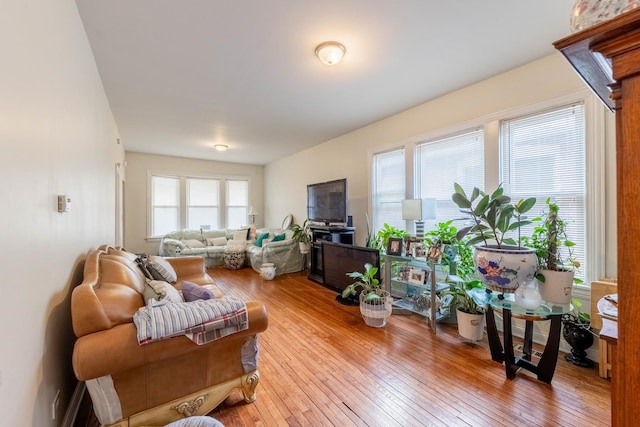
[372,148,405,233]
[501,103,586,282]
[415,128,485,231]
[149,174,249,237]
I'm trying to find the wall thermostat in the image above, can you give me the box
[57,195,71,213]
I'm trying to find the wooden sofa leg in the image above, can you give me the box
[242,371,260,403]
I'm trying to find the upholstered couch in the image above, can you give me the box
[71,245,268,427]
[160,228,304,275]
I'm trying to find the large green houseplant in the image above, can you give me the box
[442,278,487,341]
[342,263,392,327]
[451,183,538,292]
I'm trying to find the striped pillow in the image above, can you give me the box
[147,256,177,283]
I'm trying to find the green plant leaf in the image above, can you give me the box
[452,192,471,209]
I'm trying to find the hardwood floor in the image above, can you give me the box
[208,268,611,427]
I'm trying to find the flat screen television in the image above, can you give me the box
[307,178,347,226]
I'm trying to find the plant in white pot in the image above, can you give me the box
[292,219,311,254]
[342,263,392,327]
[442,279,487,341]
[452,183,538,293]
[523,198,582,304]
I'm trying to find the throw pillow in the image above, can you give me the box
[144,279,184,304]
[183,239,205,249]
[233,230,248,241]
[254,232,270,248]
[206,236,228,246]
[146,255,178,283]
[181,280,215,302]
[271,233,286,242]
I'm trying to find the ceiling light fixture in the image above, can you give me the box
[214,144,228,152]
[315,41,345,65]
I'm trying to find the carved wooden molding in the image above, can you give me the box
[171,395,206,418]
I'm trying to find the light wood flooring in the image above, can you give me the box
[208,268,611,427]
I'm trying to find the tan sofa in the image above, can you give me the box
[71,245,268,427]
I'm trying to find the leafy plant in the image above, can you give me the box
[563,298,596,336]
[442,279,486,314]
[341,263,383,302]
[365,213,380,249]
[424,220,474,278]
[522,198,583,284]
[452,183,536,249]
[376,223,409,253]
[292,219,311,243]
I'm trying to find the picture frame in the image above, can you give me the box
[387,237,403,256]
[408,267,427,285]
[410,243,426,259]
[427,242,445,263]
[405,237,420,255]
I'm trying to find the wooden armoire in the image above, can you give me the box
[554,8,640,427]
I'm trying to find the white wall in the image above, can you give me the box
[265,53,618,278]
[0,1,122,426]
[124,152,264,255]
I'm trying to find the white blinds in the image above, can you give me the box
[372,148,405,233]
[415,128,485,231]
[501,102,586,281]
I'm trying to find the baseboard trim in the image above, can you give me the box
[62,381,87,427]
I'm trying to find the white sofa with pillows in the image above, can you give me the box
[160,228,304,276]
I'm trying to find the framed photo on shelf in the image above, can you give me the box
[405,237,420,255]
[410,243,426,259]
[408,267,427,285]
[427,243,445,263]
[387,237,403,256]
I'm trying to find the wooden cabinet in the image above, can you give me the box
[308,226,355,284]
[554,9,640,426]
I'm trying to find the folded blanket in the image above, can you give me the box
[133,297,248,345]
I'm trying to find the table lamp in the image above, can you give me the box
[402,198,437,238]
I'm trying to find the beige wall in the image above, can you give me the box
[265,53,618,278]
[0,1,123,426]
[124,152,264,255]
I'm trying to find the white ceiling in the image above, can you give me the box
[76,0,576,165]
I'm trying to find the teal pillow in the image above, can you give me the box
[271,233,286,242]
[255,232,270,247]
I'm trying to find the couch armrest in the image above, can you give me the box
[166,256,210,280]
[73,300,268,380]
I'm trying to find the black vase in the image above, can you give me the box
[562,315,595,368]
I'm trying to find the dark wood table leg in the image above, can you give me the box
[502,308,517,379]
[485,306,504,362]
[536,314,562,383]
[522,319,534,361]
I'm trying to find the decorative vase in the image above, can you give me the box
[538,269,574,304]
[260,263,276,280]
[456,308,486,341]
[571,0,640,33]
[562,315,595,368]
[359,290,393,327]
[473,245,538,293]
[514,279,543,310]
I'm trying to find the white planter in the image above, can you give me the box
[457,308,486,341]
[299,242,311,254]
[359,290,393,328]
[473,245,537,292]
[538,269,574,304]
[260,263,276,280]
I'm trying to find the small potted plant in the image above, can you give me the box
[522,198,582,304]
[376,223,410,254]
[292,219,311,254]
[424,220,474,278]
[342,263,392,327]
[452,183,538,292]
[562,298,596,368]
[441,278,487,341]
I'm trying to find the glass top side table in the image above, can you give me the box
[485,291,572,384]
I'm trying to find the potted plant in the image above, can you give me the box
[376,223,410,254]
[452,183,538,292]
[522,198,582,304]
[292,219,311,254]
[424,220,474,278]
[342,263,392,327]
[442,279,487,341]
[562,298,595,368]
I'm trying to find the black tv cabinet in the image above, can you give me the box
[308,226,355,284]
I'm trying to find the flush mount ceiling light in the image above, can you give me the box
[315,41,345,65]
[214,144,228,152]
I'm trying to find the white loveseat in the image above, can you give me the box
[160,228,304,276]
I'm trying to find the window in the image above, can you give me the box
[372,148,405,233]
[500,102,586,282]
[415,128,485,231]
[149,174,249,237]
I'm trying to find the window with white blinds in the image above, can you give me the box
[415,128,485,231]
[501,102,586,281]
[372,148,405,233]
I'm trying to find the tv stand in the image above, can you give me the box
[308,226,355,284]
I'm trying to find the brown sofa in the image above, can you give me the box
[71,245,268,427]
